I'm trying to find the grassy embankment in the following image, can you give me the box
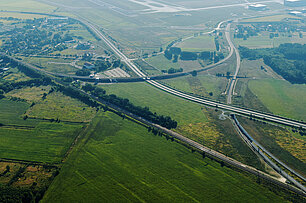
[42,111,288,202]
[248,79,306,121]
[238,116,306,177]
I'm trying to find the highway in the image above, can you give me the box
[231,115,306,193]
[224,22,241,104]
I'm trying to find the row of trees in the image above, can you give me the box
[164,47,224,62]
[82,83,178,129]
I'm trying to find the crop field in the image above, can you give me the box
[248,79,306,121]
[42,111,286,202]
[0,98,83,163]
[176,34,216,52]
[0,99,36,126]
[26,91,97,123]
[0,122,82,163]
[238,116,306,176]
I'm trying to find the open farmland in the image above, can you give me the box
[42,111,287,202]
[0,98,83,163]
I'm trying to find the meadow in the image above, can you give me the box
[0,0,55,13]
[42,111,287,202]
[248,79,306,121]
[100,82,207,126]
[234,33,306,49]
[176,34,216,52]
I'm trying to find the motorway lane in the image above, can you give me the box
[78,18,306,129]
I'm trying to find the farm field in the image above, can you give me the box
[176,34,216,52]
[0,96,86,163]
[42,111,287,202]
[248,79,306,121]
[0,122,82,163]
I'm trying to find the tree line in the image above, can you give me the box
[239,43,306,84]
[81,83,178,129]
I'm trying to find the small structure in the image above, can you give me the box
[284,0,306,7]
[289,10,303,16]
[248,4,268,11]
[83,62,95,70]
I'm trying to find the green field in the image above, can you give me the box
[0,99,35,126]
[234,33,306,49]
[100,82,207,126]
[163,74,227,101]
[42,111,287,202]
[248,79,306,121]
[0,98,83,163]
[0,122,82,163]
[0,0,55,13]
[176,34,216,52]
[145,55,181,72]
[240,15,300,23]
[26,91,97,123]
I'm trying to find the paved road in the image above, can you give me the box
[224,23,241,104]
[232,115,306,193]
[84,20,306,129]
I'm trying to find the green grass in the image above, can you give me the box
[238,116,306,176]
[100,82,207,126]
[163,74,227,101]
[0,122,82,163]
[145,55,180,71]
[241,15,300,23]
[26,91,97,122]
[42,111,287,202]
[248,79,306,121]
[0,0,55,13]
[176,35,216,52]
[0,98,84,163]
[234,33,306,49]
[0,99,36,126]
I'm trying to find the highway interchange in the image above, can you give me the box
[82,18,306,130]
[2,6,305,195]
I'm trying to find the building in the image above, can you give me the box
[284,0,306,7]
[248,4,268,11]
